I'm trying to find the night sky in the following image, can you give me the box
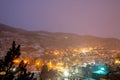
[0,0,120,38]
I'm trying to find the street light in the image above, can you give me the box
[12,68,17,72]
[13,59,20,64]
[63,70,69,80]
[63,70,69,77]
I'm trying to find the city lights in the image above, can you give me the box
[92,65,108,75]
[35,59,43,67]
[63,70,69,77]
[81,49,90,54]
[115,59,120,64]
[23,58,30,64]
[12,68,17,72]
[53,50,59,55]
[47,61,54,70]
[5,46,120,79]
[0,72,6,75]
[13,59,20,64]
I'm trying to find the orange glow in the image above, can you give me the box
[55,62,65,72]
[72,49,78,52]
[56,62,64,66]
[80,48,91,53]
[54,50,59,55]
[115,59,120,64]
[35,59,43,67]
[13,59,21,64]
[0,72,6,75]
[47,61,54,70]
[23,59,30,64]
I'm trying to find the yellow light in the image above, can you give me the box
[24,60,28,64]
[115,59,120,64]
[13,59,20,64]
[55,62,65,72]
[35,59,43,67]
[47,61,54,70]
[73,49,78,52]
[54,50,59,55]
[0,72,6,75]
[23,59,30,64]
[36,62,40,65]
[80,48,90,53]
[56,62,64,66]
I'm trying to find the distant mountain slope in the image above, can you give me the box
[0,23,120,52]
[0,24,27,33]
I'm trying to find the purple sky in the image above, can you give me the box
[0,0,120,38]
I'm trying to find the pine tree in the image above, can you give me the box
[0,41,34,80]
[40,64,48,80]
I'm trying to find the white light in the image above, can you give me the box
[63,70,69,77]
[12,68,16,72]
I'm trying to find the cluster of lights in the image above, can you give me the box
[115,59,120,64]
[35,59,43,67]
[92,65,108,75]
[13,59,20,64]
[63,70,69,77]
[0,72,6,75]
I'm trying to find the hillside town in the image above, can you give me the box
[1,25,120,80]
[1,40,120,80]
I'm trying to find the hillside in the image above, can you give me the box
[0,24,120,57]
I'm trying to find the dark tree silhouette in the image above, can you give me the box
[47,69,58,80]
[0,41,34,80]
[40,64,48,80]
[40,64,58,80]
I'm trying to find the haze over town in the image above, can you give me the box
[0,0,120,38]
[0,0,120,80]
